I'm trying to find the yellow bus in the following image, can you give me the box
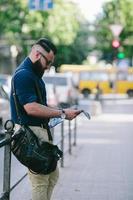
[79,67,133,97]
[59,64,133,97]
[116,68,133,97]
[79,67,114,96]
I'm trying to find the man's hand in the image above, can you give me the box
[63,108,82,120]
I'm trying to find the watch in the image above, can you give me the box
[60,109,66,119]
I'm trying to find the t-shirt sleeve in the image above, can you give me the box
[14,71,37,105]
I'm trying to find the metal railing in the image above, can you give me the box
[0,118,77,200]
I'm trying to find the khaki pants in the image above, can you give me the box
[28,167,59,200]
[15,125,59,200]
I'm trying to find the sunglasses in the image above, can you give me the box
[37,51,53,66]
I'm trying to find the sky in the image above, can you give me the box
[72,0,110,22]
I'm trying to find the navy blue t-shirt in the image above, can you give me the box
[10,57,49,126]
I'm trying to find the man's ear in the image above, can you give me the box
[32,46,41,59]
[35,50,41,59]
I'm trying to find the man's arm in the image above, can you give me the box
[24,102,81,120]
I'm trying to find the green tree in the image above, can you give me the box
[55,22,90,68]
[0,0,80,46]
[0,0,90,70]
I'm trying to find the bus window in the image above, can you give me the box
[128,74,133,81]
[80,72,108,81]
[117,72,128,80]
[89,72,108,81]
[79,72,91,80]
[90,72,99,81]
[98,73,108,81]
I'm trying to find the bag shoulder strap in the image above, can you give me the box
[34,81,53,141]
[35,81,43,104]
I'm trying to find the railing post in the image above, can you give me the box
[68,120,72,155]
[60,121,64,167]
[73,117,77,146]
[0,117,3,128]
[0,120,14,200]
[51,127,54,141]
[3,131,11,200]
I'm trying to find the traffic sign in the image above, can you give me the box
[29,0,53,10]
[109,24,123,37]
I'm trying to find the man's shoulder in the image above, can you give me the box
[12,69,35,91]
[15,68,31,76]
[14,68,33,81]
[14,57,34,79]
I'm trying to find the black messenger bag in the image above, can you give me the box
[11,79,63,174]
[11,125,62,174]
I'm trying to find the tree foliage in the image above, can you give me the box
[93,0,133,63]
[55,22,90,68]
[0,0,90,69]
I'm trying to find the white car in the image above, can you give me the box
[0,74,12,98]
[43,73,78,108]
[45,83,58,107]
[0,74,11,128]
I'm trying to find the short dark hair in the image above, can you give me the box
[35,38,57,55]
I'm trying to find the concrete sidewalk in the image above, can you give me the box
[52,114,133,200]
[10,113,133,200]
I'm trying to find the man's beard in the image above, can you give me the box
[32,60,45,77]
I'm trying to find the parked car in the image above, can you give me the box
[0,74,12,98]
[0,74,11,127]
[43,73,78,108]
[0,96,10,126]
[45,83,58,107]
